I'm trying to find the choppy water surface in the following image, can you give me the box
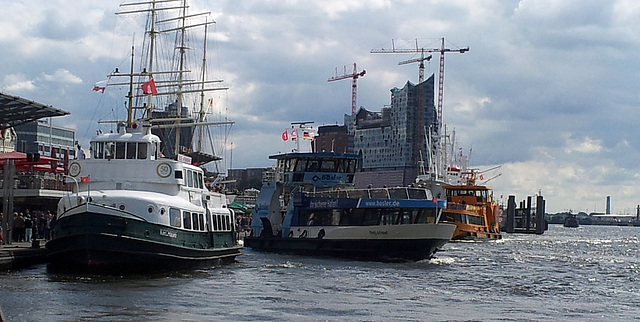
[1,225,639,321]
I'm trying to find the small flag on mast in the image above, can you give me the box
[141,79,158,95]
[281,130,289,141]
[93,80,108,93]
[80,176,90,183]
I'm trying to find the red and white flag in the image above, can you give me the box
[141,79,158,95]
[281,130,289,141]
[291,129,297,141]
[80,176,90,183]
[93,80,107,93]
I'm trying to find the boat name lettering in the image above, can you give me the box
[309,199,339,208]
[160,229,177,238]
[362,200,401,207]
[311,174,341,182]
[369,230,388,235]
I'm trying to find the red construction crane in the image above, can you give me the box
[328,63,366,116]
[371,37,468,134]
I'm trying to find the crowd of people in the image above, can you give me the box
[0,209,56,243]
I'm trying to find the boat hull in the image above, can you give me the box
[47,206,241,274]
[244,224,455,262]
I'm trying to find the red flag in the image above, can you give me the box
[141,79,158,95]
[80,176,89,183]
[281,130,289,141]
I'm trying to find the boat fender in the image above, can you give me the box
[317,229,325,239]
[288,230,293,238]
[299,230,308,238]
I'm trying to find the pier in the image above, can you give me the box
[0,240,49,271]
[503,195,547,234]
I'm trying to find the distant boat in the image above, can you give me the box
[244,124,455,262]
[46,0,241,274]
[416,129,502,240]
[563,213,579,228]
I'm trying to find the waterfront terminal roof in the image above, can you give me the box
[0,91,69,128]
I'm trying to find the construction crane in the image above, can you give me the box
[328,63,366,116]
[398,52,432,83]
[371,37,468,134]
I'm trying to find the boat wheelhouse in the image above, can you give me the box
[244,151,455,262]
[440,178,502,240]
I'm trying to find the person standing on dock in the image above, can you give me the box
[24,214,33,242]
[13,213,25,242]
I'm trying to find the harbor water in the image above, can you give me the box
[1,225,639,321]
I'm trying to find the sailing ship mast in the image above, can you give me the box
[113,0,231,162]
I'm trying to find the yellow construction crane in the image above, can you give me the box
[328,63,366,116]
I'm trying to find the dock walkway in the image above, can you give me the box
[0,240,50,271]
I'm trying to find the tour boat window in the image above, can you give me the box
[175,170,183,179]
[320,159,336,172]
[115,142,126,159]
[93,142,104,159]
[183,212,192,229]
[137,143,148,159]
[104,142,115,159]
[408,188,427,200]
[381,210,400,225]
[126,142,136,159]
[217,215,223,231]
[169,208,181,228]
[287,159,297,172]
[192,213,200,230]
[414,209,437,224]
[192,171,199,189]
[295,159,307,172]
[198,213,205,231]
[362,209,380,225]
[212,214,219,230]
[187,170,194,187]
[400,210,413,224]
[307,160,320,171]
[197,172,203,189]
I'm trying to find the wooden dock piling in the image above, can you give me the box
[502,194,547,234]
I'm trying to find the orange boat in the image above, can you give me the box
[440,171,502,240]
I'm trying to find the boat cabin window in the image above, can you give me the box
[115,142,126,159]
[91,141,151,160]
[211,213,232,231]
[93,142,104,159]
[298,208,437,226]
[175,170,183,179]
[192,213,200,230]
[183,212,192,229]
[126,142,136,159]
[138,143,148,159]
[186,170,194,187]
[169,208,181,228]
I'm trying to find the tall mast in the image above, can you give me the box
[197,19,209,152]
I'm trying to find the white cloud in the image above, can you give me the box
[564,136,603,154]
[41,69,82,84]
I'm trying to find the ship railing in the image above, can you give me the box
[305,187,434,200]
[0,172,74,192]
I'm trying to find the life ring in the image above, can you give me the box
[156,163,172,178]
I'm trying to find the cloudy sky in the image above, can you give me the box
[1,0,639,214]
